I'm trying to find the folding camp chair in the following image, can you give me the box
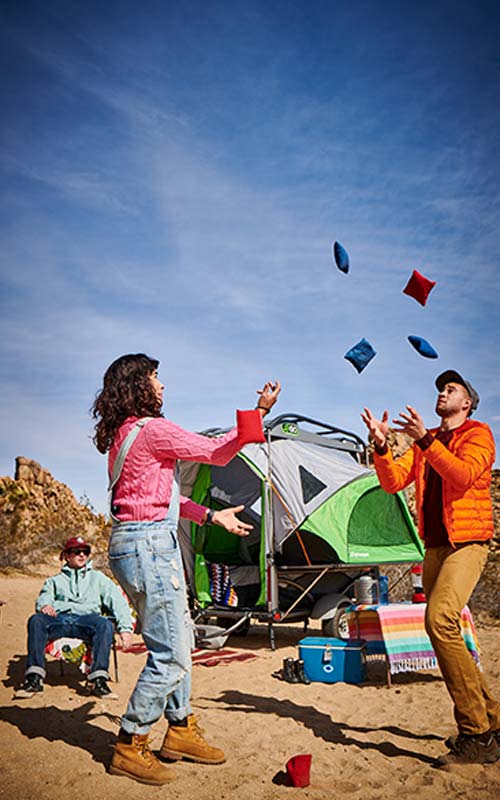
[45,617,120,682]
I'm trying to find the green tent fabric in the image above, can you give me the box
[302,473,423,564]
[190,463,213,606]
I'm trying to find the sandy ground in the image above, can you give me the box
[1,572,500,800]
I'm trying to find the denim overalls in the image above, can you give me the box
[108,469,193,734]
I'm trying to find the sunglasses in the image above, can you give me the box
[67,548,89,556]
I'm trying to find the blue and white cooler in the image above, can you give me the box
[298,637,367,684]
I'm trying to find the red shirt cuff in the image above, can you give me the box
[416,431,434,450]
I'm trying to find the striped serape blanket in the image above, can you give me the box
[347,603,480,674]
[207,563,239,607]
[45,637,92,674]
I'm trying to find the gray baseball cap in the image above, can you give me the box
[435,370,479,412]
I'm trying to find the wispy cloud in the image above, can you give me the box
[1,1,499,510]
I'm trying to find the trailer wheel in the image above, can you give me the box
[321,604,351,640]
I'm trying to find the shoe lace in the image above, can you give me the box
[138,739,155,763]
[191,716,206,740]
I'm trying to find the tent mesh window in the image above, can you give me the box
[348,487,414,546]
[201,507,261,565]
[200,460,263,565]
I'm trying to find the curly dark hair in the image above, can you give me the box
[92,353,163,453]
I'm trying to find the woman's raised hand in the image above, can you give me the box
[212,505,253,537]
[256,379,281,416]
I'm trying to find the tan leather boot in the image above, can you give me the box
[160,715,226,764]
[110,732,175,784]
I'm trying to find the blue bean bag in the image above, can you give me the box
[333,241,350,274]
[408,335,438,358]
[344,338,376,373]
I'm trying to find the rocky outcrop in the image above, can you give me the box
[0,457,110,571]
[473,468,500,624]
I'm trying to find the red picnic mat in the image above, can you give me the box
[116,641,258,667]
[192,648,258,667]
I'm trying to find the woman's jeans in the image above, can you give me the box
[109,520,193,734]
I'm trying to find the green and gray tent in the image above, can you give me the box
[178,414,423,611]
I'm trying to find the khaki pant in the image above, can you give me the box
[423,543,500,735]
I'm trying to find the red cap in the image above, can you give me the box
[60,536,91,559]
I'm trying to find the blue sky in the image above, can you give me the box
[1,0,499,513]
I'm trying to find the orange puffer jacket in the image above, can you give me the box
[373,419,495,545]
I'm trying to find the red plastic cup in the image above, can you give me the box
[286,754,312,788]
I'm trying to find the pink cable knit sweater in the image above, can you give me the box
[108,409,265,523]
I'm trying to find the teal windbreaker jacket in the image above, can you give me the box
[35,559,134,632]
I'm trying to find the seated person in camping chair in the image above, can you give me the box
[16,536,133,698]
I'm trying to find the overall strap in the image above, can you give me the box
[108,418,153,517]
[108,417,154,492]
[164,463,181,526]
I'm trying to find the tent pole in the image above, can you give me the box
[265,427,279,642]
[279,566,330,622]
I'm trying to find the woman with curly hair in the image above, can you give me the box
[92,353,280,785]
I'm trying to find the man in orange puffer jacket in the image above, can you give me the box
[362,370,500,767]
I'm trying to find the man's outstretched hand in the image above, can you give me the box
[392,405,427,441]
[361,407,389,448]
